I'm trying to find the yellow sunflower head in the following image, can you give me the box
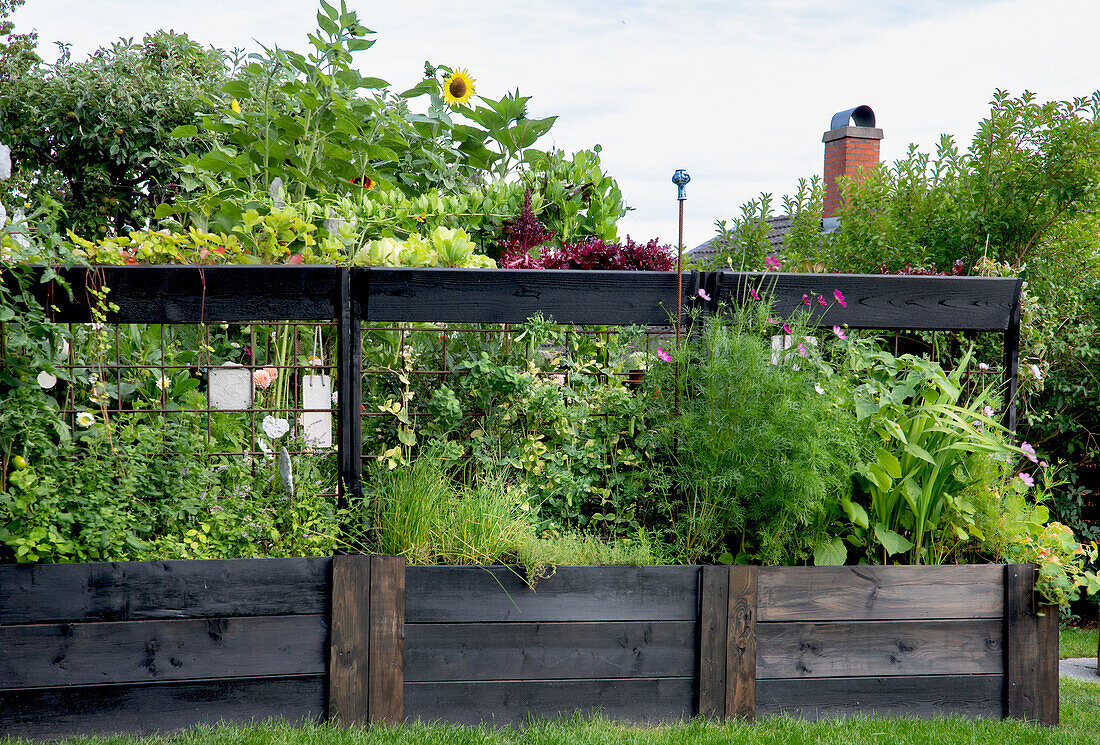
[443,68,476,107]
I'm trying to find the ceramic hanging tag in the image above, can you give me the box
[302,374,332,448]
[208,362,253,410]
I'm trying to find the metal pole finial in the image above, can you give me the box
[672,169,690,201]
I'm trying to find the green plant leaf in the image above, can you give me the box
[169,125,198,138]
[876,447,902,479]
[842,497,869,529]
[874,524,914,556]
[814,537,847,566]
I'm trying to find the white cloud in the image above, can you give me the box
[10,0,1100,249]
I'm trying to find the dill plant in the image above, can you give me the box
[646,302,867,565]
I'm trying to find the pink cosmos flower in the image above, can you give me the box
[802,294,811,306]
[657,347,672,363]
[832,325,847,340]
[984,405,995,417]
[817,295,827,308]
[797,342,808,357]
[1020,442,1038,464]
[767,317,777,324]
[978,362,990,371]
[750,287,761,301]
[764,255,781,272]
[253,369,273,390]
[1018,472,1035,488]
[833,289,847,307]
[1040,460,1048,468]
[697,288,712,302]
[782,324,792,335]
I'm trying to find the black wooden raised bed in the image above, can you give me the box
[0,557,1056,738]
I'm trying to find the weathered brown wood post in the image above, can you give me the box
[328,554,405,725]
[698,565,758,720]
[1003,563,1058,725]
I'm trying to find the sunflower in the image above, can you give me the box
[443,68,476,107]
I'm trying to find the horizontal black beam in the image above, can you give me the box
[8,266,343,323]
[5,266,1021,332]
[716,272,1022,331]
[361,267,688,325]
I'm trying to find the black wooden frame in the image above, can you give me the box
[8,265,1024,500]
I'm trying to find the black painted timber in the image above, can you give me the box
[404,621,696,682]
[0,557,331,625]
[715,272,1022,331]
[0,674,325,739]
[757,564,1004,622]
[1,614,327,688]
[17,266,343,323]
[756,619,1002,679]
[403,677,694,726]
[361,267,685,324]
[404,565,700,623]
[756,674,1003,720]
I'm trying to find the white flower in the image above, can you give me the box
[156,376,172,391]
[261,415,290,439]
[984,405,995,417]
[37,371,57,389]
[814,383,825,395]
[1030,364,1043,380]
[76,412,95,427]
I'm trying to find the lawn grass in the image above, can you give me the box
[6,678,1099,745]
[1060,625,1098,659]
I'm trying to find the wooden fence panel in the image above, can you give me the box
[0,675,324,740]
[404,566,699,623]
[403,678,695,726]
[756,619,1002,679]
[0,557,331,625]
[757,565,1004,622]
[756,674,1003,721]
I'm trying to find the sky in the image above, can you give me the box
[9,0,1100,250]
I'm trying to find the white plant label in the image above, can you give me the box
[208,363,252,410]
[302,374,332,449]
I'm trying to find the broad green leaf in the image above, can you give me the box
[842,497,869,529]
[874,524,914,556]
[814,537,847,566]
[876,448,902,479]
[905,443,937,465]
[867,463,892,492]
[169,124,198,138]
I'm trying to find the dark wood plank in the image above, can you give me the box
[0,674,324,739]
[368,555,404,724]
[405,565,700,623]
[696,566,728,718]
[405,621,695,682]
[726,566,757,720]
[363,267,684,325]
[0,557,331,625]
[758,565,1003,622]
[19,266,342,323]
[327,554,370,725]
[716,272,1022,331]
[757,619,1002,679]
[756,674,1003,721]
[403,678,694,726]
[1004,564,1059,725]
[0,614,325,688]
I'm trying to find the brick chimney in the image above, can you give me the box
[822,105,883,223]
